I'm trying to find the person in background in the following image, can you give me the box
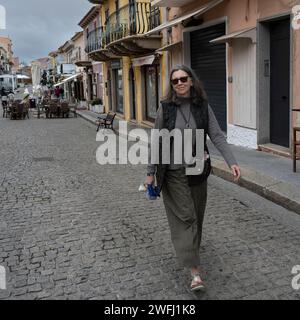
[59,87,64,99]
[55,86,60,99]
[8,90,14,106]
[1,87,8,107]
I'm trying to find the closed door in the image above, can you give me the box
[190,23,227,132]
[270,18,290,148]
[233,39,256,129]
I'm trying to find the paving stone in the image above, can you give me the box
[27,284,42,293]
[1,116,300,300]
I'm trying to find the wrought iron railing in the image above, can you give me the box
[85,27,105,54]
[105,1,160,45]
[85,2,160,53]
[87,0,104,4]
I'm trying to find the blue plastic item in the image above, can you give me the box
[146,184,160,200]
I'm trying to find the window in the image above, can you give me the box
[105,9,109,25]
[115,1,120,25]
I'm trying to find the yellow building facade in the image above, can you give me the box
[86,0,164,126]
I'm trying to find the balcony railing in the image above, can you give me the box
[105,1,160,45]
[87,0,104,4]
[85,2,160,56]
[85,27,105,54]
[151,0,194,7]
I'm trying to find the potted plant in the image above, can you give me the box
[91,98,104,113]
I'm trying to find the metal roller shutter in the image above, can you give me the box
[190,23,227,132]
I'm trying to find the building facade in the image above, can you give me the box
[0,46,11,74]
[78,5,104,107]
[85,0,161,122]
[84,0,299,155]
[148,0,300,155]
[70,31,87,103]
[0,37,14,75]
[11,57,19,74]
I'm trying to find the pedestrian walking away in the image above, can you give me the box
[146,65,241,292]
[1,87,8,107]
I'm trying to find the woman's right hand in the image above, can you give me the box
[146,175,155,185]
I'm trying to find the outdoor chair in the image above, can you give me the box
[10,103,24,120]
[48,103,59,118]
[60,102,70,118]
[96,112,116,132]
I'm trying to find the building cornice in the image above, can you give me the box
[78,5,100,29]
[71,31,84,42]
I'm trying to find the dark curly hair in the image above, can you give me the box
[163,65,208,105]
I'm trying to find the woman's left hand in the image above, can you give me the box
[231,165,241,182]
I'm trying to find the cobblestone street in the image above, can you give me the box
[1,115,300,300]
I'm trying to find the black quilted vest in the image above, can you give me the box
[156,99,209,191]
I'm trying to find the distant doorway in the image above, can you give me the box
[269,18,290,148]
[190,23,227,132]
[144,65,159,122]
[112,68,123,114]
[129,66,136,120]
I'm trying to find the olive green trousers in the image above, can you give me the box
[162,168,208,268]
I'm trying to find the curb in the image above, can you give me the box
[76,111,98,126]
[78,111,300,215]
[211,158,300,215]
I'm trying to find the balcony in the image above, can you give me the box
[86,27,103,53]
[85,27,120,61]
[87,0,105,4]
[105,1,161,56]
[151,0,195,7]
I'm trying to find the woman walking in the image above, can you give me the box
[146,65,241,291]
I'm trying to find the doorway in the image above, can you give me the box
[144,65,159,122]
[190,23,227,132]
[112,68,123,114]
[129,66,136,120]
[269,18,290,148]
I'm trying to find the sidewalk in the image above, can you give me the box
[77,110,300,215]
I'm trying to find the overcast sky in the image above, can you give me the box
[0,0,92,64]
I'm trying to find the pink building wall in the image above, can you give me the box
[169,0,300,126]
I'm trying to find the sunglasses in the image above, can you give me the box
[171,76,190,85]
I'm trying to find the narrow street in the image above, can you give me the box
[1,115,300,300]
